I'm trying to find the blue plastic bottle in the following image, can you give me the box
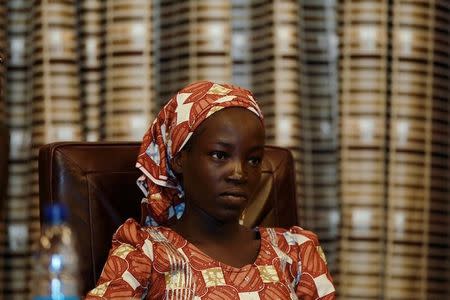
[31,203,80,300]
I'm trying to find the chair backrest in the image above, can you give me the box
[38,142,298,294]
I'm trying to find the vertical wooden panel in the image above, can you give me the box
[78,0,104,141]
[159,0,232,105]
[158,0,191,104]
[385,0,450,298]
[232,0,252,89]
[189,1,232,83]
[251,0,302,219]
[338,1,388,298]
[0,0,5,123]
[298,0,340,278]
[28,0,81,296]
[0,1,6,298]
[3,0,32,298]
[104,0,156,141]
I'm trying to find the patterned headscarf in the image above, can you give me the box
[136,81,264,226]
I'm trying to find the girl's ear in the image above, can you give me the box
[171,151,185,174]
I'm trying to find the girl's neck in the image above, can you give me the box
[168,205,261,269]
[170,206,245,245]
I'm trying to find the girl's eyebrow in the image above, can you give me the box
[212,141,264,151]
[211,141,233,148]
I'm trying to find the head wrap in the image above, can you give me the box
[136,80,263,226]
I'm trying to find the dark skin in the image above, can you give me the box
[170,107,265,268]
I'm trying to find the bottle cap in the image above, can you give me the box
[44,203,68,225]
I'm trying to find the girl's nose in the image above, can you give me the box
[227,160,247,182]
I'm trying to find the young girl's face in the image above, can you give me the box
[174,107,265,223]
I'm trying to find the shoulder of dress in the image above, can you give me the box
[285,226,320,246]
[256,226,322,249]
[258,225,307,235]
[112,218,162,246]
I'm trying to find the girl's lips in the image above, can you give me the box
[218,193,248,206]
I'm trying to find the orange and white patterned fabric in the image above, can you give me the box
[86,219,335,299]
[135,80,263,226]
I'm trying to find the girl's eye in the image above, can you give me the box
[210,151,228,160]
[248,157,262,167]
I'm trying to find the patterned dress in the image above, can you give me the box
[86,219,335,299]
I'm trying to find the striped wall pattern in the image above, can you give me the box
[28,0,82,296]
[158,0,233,106]
[0,2,6,298]
[104,0,156,141]
[298,0,340,278]
[78,0,104,142]
[385,0,450,298]
[338,0,450,299]
[231,0,252,90]
[3,1,32,298]
[0,0,5,123]
[338,1,389,298]
[250,0,302,222]
[158,0,191,105]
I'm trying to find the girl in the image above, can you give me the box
[86,81,335,299]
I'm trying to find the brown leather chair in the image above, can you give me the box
[38,142,297,294]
